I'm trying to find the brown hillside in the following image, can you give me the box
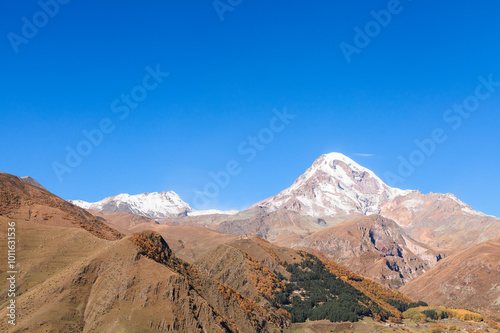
[401,235,500,318]
[130,231,290,331]
[88,209,159,233]
[0,172,122,240]
[195,237,295,307]
[0,220,289,332]
[0,220,232,332]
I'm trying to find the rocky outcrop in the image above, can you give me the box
[300,215,444,288]
[401,236,500,317]
[19,176,47,190]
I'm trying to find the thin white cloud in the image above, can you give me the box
[193,190,208,195]
[354,153,375,157]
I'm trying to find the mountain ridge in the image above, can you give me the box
[298,214,445,288]
[0,172,122,241]
[254,152,492,220]
[69,191,193,219]
[69,192,239,219]
[66,153,496,226]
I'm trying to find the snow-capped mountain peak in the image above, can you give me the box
[69,191,240,219]
[294,153,384,190]
[69,191,193,219]
[254,152,408,217]
[252,152,488,225]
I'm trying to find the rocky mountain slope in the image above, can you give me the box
[299,215,444,288]
[194,236,422,323]
[19,176,47,190]
[381,191,500,250]
[400,235,500,318]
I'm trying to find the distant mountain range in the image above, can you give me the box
[69,192,238,219]
[68,152,498,250]
[70,152,490,223]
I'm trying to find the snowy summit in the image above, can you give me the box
[69,191,239,219]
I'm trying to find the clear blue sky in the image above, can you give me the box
[1,1,499,216]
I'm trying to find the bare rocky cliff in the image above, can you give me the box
[299,215,444,288]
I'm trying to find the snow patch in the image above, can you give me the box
[68,199,92,210]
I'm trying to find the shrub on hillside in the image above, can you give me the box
[430,323,445,333]
[403,306,483,323]
[387,299,428,312]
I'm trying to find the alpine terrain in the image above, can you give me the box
[2,151,500,331]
